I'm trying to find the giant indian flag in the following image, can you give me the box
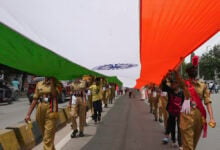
[0,0,220,88]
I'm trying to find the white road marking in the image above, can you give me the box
[56,96,120,150]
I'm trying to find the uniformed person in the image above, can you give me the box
[108,84,113,104]
[148,83,153,113]
[25,77,61,150]
[89,78,102,123]
[158,90,168,129]
[175,56,216,150]
[69,78,87,138]
[82,75,93,125]
[112,83,116,100]
[151,84,160,121]
[102,83,108,108]
[140,86,146,100]
[105,84,110,104]
[157,91,164,123]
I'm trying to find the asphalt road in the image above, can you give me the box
[62,93,220,150]
[63,95,173,150]
[0,97,69,129]
[0,94,219,150]
[197,94,220,150]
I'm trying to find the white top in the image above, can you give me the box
[152,91,157,97]
[87,90,91,96]
[161,92,167,96]
[71,95,77,104]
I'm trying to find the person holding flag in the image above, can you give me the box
[69,78,87,138]
[89,78,103,124]
[175,56,216,150]
[25,77,61,150]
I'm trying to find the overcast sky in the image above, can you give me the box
[185,31,220,62]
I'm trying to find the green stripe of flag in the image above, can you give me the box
[0,23,122,86]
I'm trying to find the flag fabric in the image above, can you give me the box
[0,0,220,88]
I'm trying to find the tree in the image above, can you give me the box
[199,45,220,80]
[180,61,189,79]
[190,52,195,63]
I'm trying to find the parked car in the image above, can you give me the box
[27,77,70,104]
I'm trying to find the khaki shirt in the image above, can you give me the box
[191,80,211,105]
[175,71,211,105]
[33,80,61,99]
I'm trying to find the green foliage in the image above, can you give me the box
[179,61,189,79]
[199,45,220,80]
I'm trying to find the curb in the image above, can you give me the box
[0,129,20,150]
[6,123,35,150]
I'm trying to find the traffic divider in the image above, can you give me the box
[6,123,35,150]
[0,129,20,150]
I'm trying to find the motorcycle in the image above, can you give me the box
[0,81,13,104]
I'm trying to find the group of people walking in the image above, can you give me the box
[25,75,117,150]
[145,56,216,150]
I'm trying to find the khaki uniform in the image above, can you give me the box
[148,89,153,113]
[102,86,108,106]
[180,81,211,150]
[106,87,110,103]
[70,97,86,132]
[34,80,60,150]
[109,86,113,104]
[158,93,168,128]
[88,93,94,115]
[70,80,86,133]
[82,75,93,115]
[151,91,160,120]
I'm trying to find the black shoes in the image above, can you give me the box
[71,129,78,138]
[98,116,101,122]
[71,130,85,138]
[159,118,163,123]
[79,132,84,137]
[104,104,108,108]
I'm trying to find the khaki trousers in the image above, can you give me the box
[180,108,203,150]
[159,96,168,128]
[70,97,86,132]
[36,103,58,150]
[102,91,108,105]
[152,97,160,120]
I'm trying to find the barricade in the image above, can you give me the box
[0,129,20,150]
[6,123,35,150]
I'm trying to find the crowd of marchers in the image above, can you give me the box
[142,56,216,150]
[24,75,118,150]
